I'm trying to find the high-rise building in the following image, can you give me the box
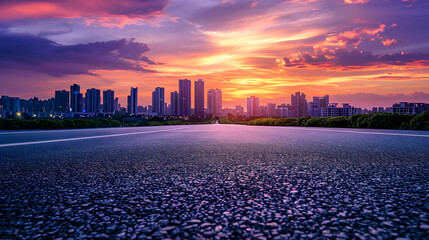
[291,92,307,118]
[103,90,115,113]
[247,96,259,117]
[179,79,191,116]
[127,87,138,114]
[170,91,179,116]
[235,105,244,116]
[1,96,21,116]
[55,90,69,112]
[207,88,222,116]
[321,103,353,117]
[70,84,83,112]
[194,79,205,118]
[114,97,120,111]
[152,87,165,116]
[85,88,101,113]
[392,102,429,115]
[267,103,277,117]
[277,104,293,118]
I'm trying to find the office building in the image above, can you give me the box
[127,87,138,114]
[308,95,329,117]
[0,96,21,117]
[103,90,115,113]
[55,90,69,112]
[85,88,101,113]
[170,91,179,116]
[179,79,191,116]
[114,97,120,112]
[70,84,83,112]
[291,92,307,118]
[194,79,205,118]
[236,105,244,116]
[247,96,259,117]
[321,103,361,117]
[152,87,165,116]
[267,103,277,117]
[392,102,429,115]
[207,88,222,116]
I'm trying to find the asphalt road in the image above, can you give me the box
[0,125,428,239]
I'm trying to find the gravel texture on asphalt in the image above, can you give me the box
[0,125,428,239]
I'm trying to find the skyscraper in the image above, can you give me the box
[152,87,165,116]
[247,96,259,117]
[170,91,179,116]
[194,79,205,118]
[235,105,244,116]
[114,97,120,112]
[207,88,222,116]
[70,84,83,112]
[85,88,101,113]
[308,95,329,117]
[291,92,307,118]
[103,90,115,113]
[55,90,69,112]
[127,87,138,114]
[179,79,191,116]
[267,103,277,117]
[1,96,21,116]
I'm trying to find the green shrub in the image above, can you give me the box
[326,117,351,128]
[409,111,429,130]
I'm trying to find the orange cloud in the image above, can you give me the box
[344,0,369,4]
[314,24,387,49]
[382,38,397,46]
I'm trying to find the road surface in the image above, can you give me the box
[1,125,428,239]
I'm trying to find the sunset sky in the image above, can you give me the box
[1,0,429,108]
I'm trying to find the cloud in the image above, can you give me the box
[37,28,73,37]
[314,24,388,49]
[280,23,429,70]
[382,38,397,46]
[344,0,369,4]
[282,48,429,69]
[0,33,157,77]
[0,0,170,27]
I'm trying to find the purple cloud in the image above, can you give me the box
[282,48,429,69]
[0,33,157,76]
[0,0,171,26]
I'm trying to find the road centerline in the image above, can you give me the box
[0,127,189,148]
[293,127,429,137]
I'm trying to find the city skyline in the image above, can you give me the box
[2,78,428,115]
[2,79,427,120]
[1,0,429,108]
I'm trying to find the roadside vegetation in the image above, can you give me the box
[0,114,211,130]
[219,112,429,130]
[1,112,428,130]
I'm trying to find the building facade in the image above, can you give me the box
[246,96,260,117]
[170,91,179,116]
[291,92,307,118]
[103,90,115,113]
[152,87,165,116]
[85,88,101,113]
[179,79,191,116]
[194,79,205,118]
[392,102,429,115]
[55,90,69,112]
[127,87,138,115]
[70,84,83,112]
[207,88,222,116]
